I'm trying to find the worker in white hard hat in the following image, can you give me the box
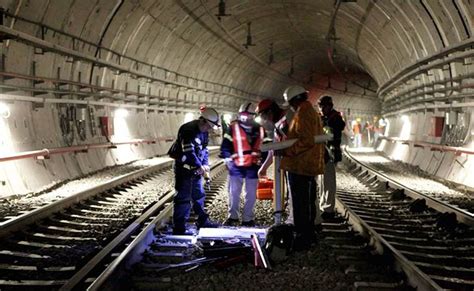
[171,107,221,235]
[279,85,325,251]
[220,102,264,227]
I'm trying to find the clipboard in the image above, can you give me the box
[260,134,333,152]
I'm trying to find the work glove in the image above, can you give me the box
[196,165,207,176]
[203,170,211,190]
[224,158,233,170]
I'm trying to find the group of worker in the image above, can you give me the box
[170,85,345,251]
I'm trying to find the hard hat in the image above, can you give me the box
[283,85,307,106]
[200,107,220,128]
[318,95,333,106]
[256,99,275,114]
[238,102,257,115]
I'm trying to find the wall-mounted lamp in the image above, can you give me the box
[115,108,129,118]
[223,113,232,124]
[184,112,194,124]
[268,43,274,65]
[288,56,294,77]
[0,102,10,118]
[216,0,231,21]
[243,22,256,49]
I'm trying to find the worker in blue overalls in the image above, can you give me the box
[172,107,220,235]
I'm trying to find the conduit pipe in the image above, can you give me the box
[0,26,260,101]
[0,138,173,163]
[378,37,474,97]
[381,136,474,155]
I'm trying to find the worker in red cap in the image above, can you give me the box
[256,98,294,225]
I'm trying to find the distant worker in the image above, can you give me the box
[364,120,373,146]
[279,85,325,251]
[256,99,294,225]
[171,107,220,235]
[373,117,386,147]
[221,102,264,227]
[318,95,346,220]
[352,118,362,148]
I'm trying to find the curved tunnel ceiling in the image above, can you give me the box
[0,0,472,112]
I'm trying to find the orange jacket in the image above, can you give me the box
[280,101,325,176]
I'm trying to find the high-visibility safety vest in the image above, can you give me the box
[230,121,264,167]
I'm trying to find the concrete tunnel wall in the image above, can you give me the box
[0,1,472,196]
[378,108,474,188]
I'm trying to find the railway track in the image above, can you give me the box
[89,163,414,291]
[86,162,229,290]
[2,146,471,290]
[344,148,474,225]
[84,148,474,290]
[0,153,220,290]
[339,149,474,290]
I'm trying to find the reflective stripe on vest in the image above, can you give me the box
[274,115,287,142]
[231,122,263,167]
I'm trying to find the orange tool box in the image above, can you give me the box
[257,178,274,200]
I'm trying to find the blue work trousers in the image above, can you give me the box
[173,166,208,232]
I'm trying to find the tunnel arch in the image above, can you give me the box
[0,0,472,195]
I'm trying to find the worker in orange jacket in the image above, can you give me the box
[279,85,325,251]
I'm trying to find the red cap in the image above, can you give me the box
[256,99,275,114]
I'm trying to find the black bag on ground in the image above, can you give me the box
[264,223,294,263]
[167,139,182,160]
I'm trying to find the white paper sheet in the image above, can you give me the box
[260,134,333,152]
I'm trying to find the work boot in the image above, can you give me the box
[321,212,335,221]
[196,219,219,229]
[241,220,255,227]
[224,218,240,226]
[172,227,193,235]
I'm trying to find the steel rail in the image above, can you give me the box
[60,190,175,291]
[0,159,174,238]
[86,199,174,291]
[343,147,474,226]
[334,198,443,291]
[86,161,225,290]
[0,147,220,232]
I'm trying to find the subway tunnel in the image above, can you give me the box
[0,1,473,289]
[0,0,472,194]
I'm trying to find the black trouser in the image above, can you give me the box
[287,172,316,245]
